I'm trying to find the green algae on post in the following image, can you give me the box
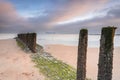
[98,26,116,80]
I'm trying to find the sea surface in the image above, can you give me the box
[37,34,120,47]
[0,34,17,40]
[0,34,120,47]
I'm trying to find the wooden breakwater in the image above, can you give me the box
[16,26,117,79]
[77,27,116,80]
[17,33,36,53]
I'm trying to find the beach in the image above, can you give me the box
[0,39,45,80]
[45,44,120,80]
[0,38,120,80]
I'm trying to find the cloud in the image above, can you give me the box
[0,1,52,33]
[83,4,120,27]
[0,2,18,24]
[107,5,120,18]
[0,0,120,34]
[0,1,27,33]
[51,0,109,23]
[51,4,120,34]
[0,0,67,33]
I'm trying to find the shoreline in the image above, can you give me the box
[0,39,119,80]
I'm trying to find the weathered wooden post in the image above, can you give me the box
[29,33,32,52]
[23,34,25,43]
[32,33,36,53]
[19,34,22,39]
[18,34,20,39]
[24,34,27,44]
[77,29,88,80]
[97,27,116,80]
[26,33,36,53]
[21,34,23,41]
[26,33,29,46]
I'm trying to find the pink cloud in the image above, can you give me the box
[0,1,31,32]
[0,1,19,23]
[52,0,109,23]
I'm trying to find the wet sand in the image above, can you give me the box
[45,44,120,80]
[0,39,45,80]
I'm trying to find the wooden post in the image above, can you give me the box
[77,29,88,80]
[32,33,36,53]
[97,27,116,80]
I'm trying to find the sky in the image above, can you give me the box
[0,0,120,34]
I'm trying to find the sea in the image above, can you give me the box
[37,34,120,47]
[0,33,120,47]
